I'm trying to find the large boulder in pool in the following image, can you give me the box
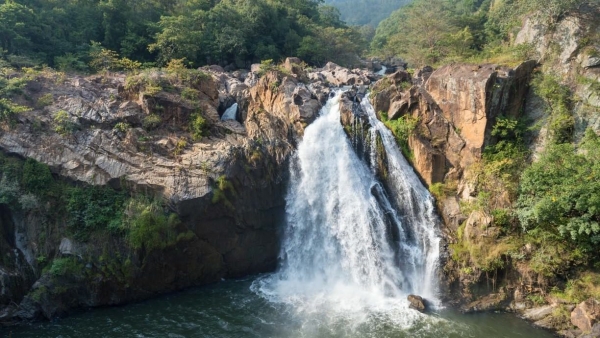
[408,294,426,312]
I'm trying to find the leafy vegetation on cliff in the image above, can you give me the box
[0,153,182,251]
[371,0,591,66]
[0,0,366,69]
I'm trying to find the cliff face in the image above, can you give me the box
[370,5,600,336]
[0,59,371,321]
[371,61,536,231]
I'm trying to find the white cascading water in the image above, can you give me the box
[221,102,238,121]
[254,91,441,329]
[376,65,387,76]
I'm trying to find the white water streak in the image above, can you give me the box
[255,91,441,326]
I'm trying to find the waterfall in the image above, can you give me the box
[254,91,441,323]
[221,103,238,121]
[376,65,387,76]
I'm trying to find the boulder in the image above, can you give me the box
[572,299,600,332]
[408,294,426,312]
[584,56,600,69]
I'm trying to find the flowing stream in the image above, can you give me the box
[4,93,555,338]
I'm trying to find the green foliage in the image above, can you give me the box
[189,111,208,141]
[36,93,53,108]
[380,111,418,160]
[173,138,188,156]
[372,0,589,66]
[0,68,30,124]
[429,182,456,201]
[0,97,28,124]
[532,72,574,144]
[66,186,127,240]
[212,175,236,210]
[49,257,83,277]
[22,158,53,196]
[143,114,161,130]
[53,110,76,136]
[122,198,179,251]
[113,122,131,133]
[517,130,600,251]
[551,272,600,304]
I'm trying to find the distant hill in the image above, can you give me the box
[324,0,412,27]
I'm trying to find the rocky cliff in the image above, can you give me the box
[370,5,600,337]
[0,59,374,322]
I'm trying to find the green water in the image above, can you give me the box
[3,276,554,338]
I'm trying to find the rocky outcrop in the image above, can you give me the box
[370,61,536,230]
[516,6,600,149]
[572,299,600,333]
[0,58,383,323]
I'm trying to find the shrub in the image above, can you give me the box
[49,257,83,277]
[0,98,29,124]
[517,138,600,251]
[212,175,235,210]
[189,111,207,141]
[53,110,76,136]
[380,111,418,160]
[36,93,53,108]
[22,158,53,195]
[113,122,131,133]
[532,73,574,144]
[143,114,161,130]
[173,138,187,156]
[66,185,127,240]
[122,198,178,250]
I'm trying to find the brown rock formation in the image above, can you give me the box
[572,299,600,333]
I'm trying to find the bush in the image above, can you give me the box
[22,158,53,195]
[49,257,83,277]
[532,73,574,144]
[113,122,131,133]
[0,98,29,124]
[122,198,178,250]
[380,111,418,160]
[143,114,161,130]
[212,175,235,210]
[36,93,53,108]
[53,110,76,136]
[517,130,600,252]
[189,111,207,141]
[66,185,127,240]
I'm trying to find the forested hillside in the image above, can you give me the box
[372,0,592,66]
[324,0,411,26]
[0,0,366,70]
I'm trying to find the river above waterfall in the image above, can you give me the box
[4,278,554,338]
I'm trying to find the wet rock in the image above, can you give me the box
[523,305,555,321]
[408,294,426,312]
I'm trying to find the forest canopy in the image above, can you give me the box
[371,0,594,66]
[0,0,367,70]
